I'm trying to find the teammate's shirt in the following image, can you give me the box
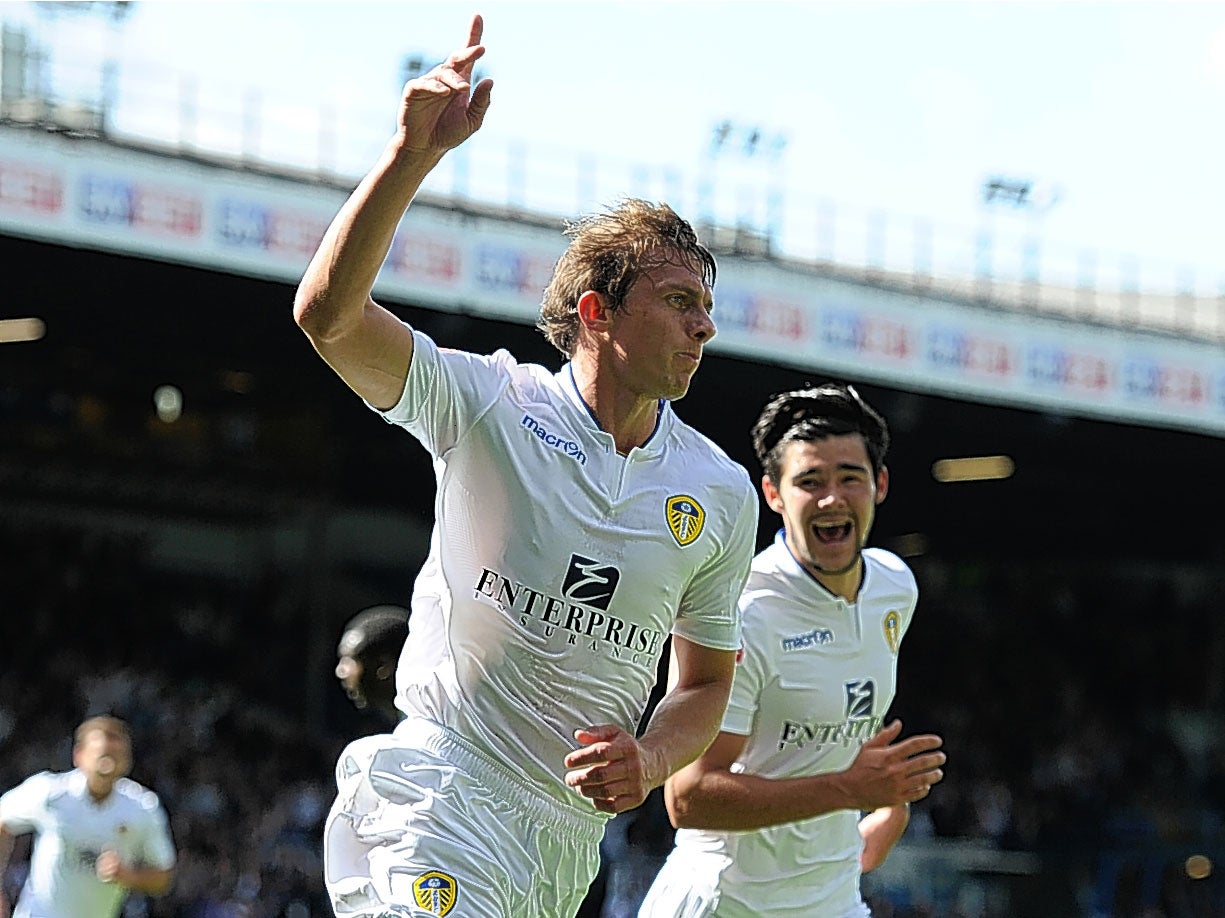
[0,770,176,918]
[664,534,918,916]
[376,329,757,818]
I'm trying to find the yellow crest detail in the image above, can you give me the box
[412,870,458,916]
[666,495,706,547]
[883,610,901,655]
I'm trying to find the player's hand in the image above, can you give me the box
[95,849,123,884]
[564,724,652,815]
[398,14,493,154]
[840,719,945,810]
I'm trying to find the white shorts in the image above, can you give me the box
[637,853,723,918]
[324,719,607,918]
[638,852,871,918]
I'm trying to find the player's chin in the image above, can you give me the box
[661,376,694,402]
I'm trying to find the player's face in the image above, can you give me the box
[73,728,132,783]
[607,255,716,402]
[764,435,888,582]
[336,654,368,708]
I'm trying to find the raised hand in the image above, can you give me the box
[398,13,494,155]
[840,719,945,811]
[564,725,653,815]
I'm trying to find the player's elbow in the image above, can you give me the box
[663,776,699,830]
[292,286,330,338]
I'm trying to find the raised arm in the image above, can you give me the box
[564,637,736,815]
[665,719,945,831]
[293,13,493,410]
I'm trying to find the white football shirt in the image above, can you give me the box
[0,769,176,918]
[377,330,758,818]
[664,533,918,916]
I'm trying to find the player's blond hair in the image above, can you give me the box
[75,715,130,748]
[537,199,716,358]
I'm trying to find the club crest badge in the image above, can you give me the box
[412,870,458,916]
[883,610,901,655]
[666,494,705,547]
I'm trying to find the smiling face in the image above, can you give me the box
[763,434,888,597]
[605,254,716,402]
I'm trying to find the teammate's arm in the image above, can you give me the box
[858,803,910,872]
[665,719,946,831]
[96,850,174,896]
[0,822,19,918]
[293,15,492,410]
[564,637,736,816]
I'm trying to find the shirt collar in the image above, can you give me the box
[558,363,674,454]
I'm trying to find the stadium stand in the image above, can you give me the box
[2,36,1224,912]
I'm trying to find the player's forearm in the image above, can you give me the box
[667,767,859,831]
[0,824,15,876]
[637,678,732,791]
[294,136,442,340]
[859,804,909,872]
[114,865,174,897]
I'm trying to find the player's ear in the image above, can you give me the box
[875,465,889,505]
[761,475,784,514]
[577,290,611,331]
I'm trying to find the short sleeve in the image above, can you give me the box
[0,772,52,833]
[671,483,758,652]
[138,795,177,870]
[719,592,771,736]
[370,327,516,457]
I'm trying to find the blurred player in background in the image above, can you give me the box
[336,604,412,726]
[640,384,947,917]
[0,716,176,918]
[294,13,757,918]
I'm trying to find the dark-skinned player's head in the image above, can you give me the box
[336,604,410,723]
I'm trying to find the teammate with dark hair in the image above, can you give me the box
[336,605,411,723]
[641,383,947,917]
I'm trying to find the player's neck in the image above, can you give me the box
[85,775,116,802]
[570,357,661,455]
[810,558,864,603]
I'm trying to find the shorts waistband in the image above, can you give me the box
[394,717,608,842]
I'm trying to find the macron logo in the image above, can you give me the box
[782,627,834,651]
[521,414,587,465]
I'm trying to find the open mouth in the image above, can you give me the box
[813,521,853,544]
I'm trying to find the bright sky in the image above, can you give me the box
[8,1,1225,287]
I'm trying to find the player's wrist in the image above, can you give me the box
[823,770,858,813]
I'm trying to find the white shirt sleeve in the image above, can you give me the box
[142,799,178,872]
[671,484,758,652]
[720,590,770,736]
[0,772,52,834]
[372,327,516,458]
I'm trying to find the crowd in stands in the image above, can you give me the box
[2,521,1224,917]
